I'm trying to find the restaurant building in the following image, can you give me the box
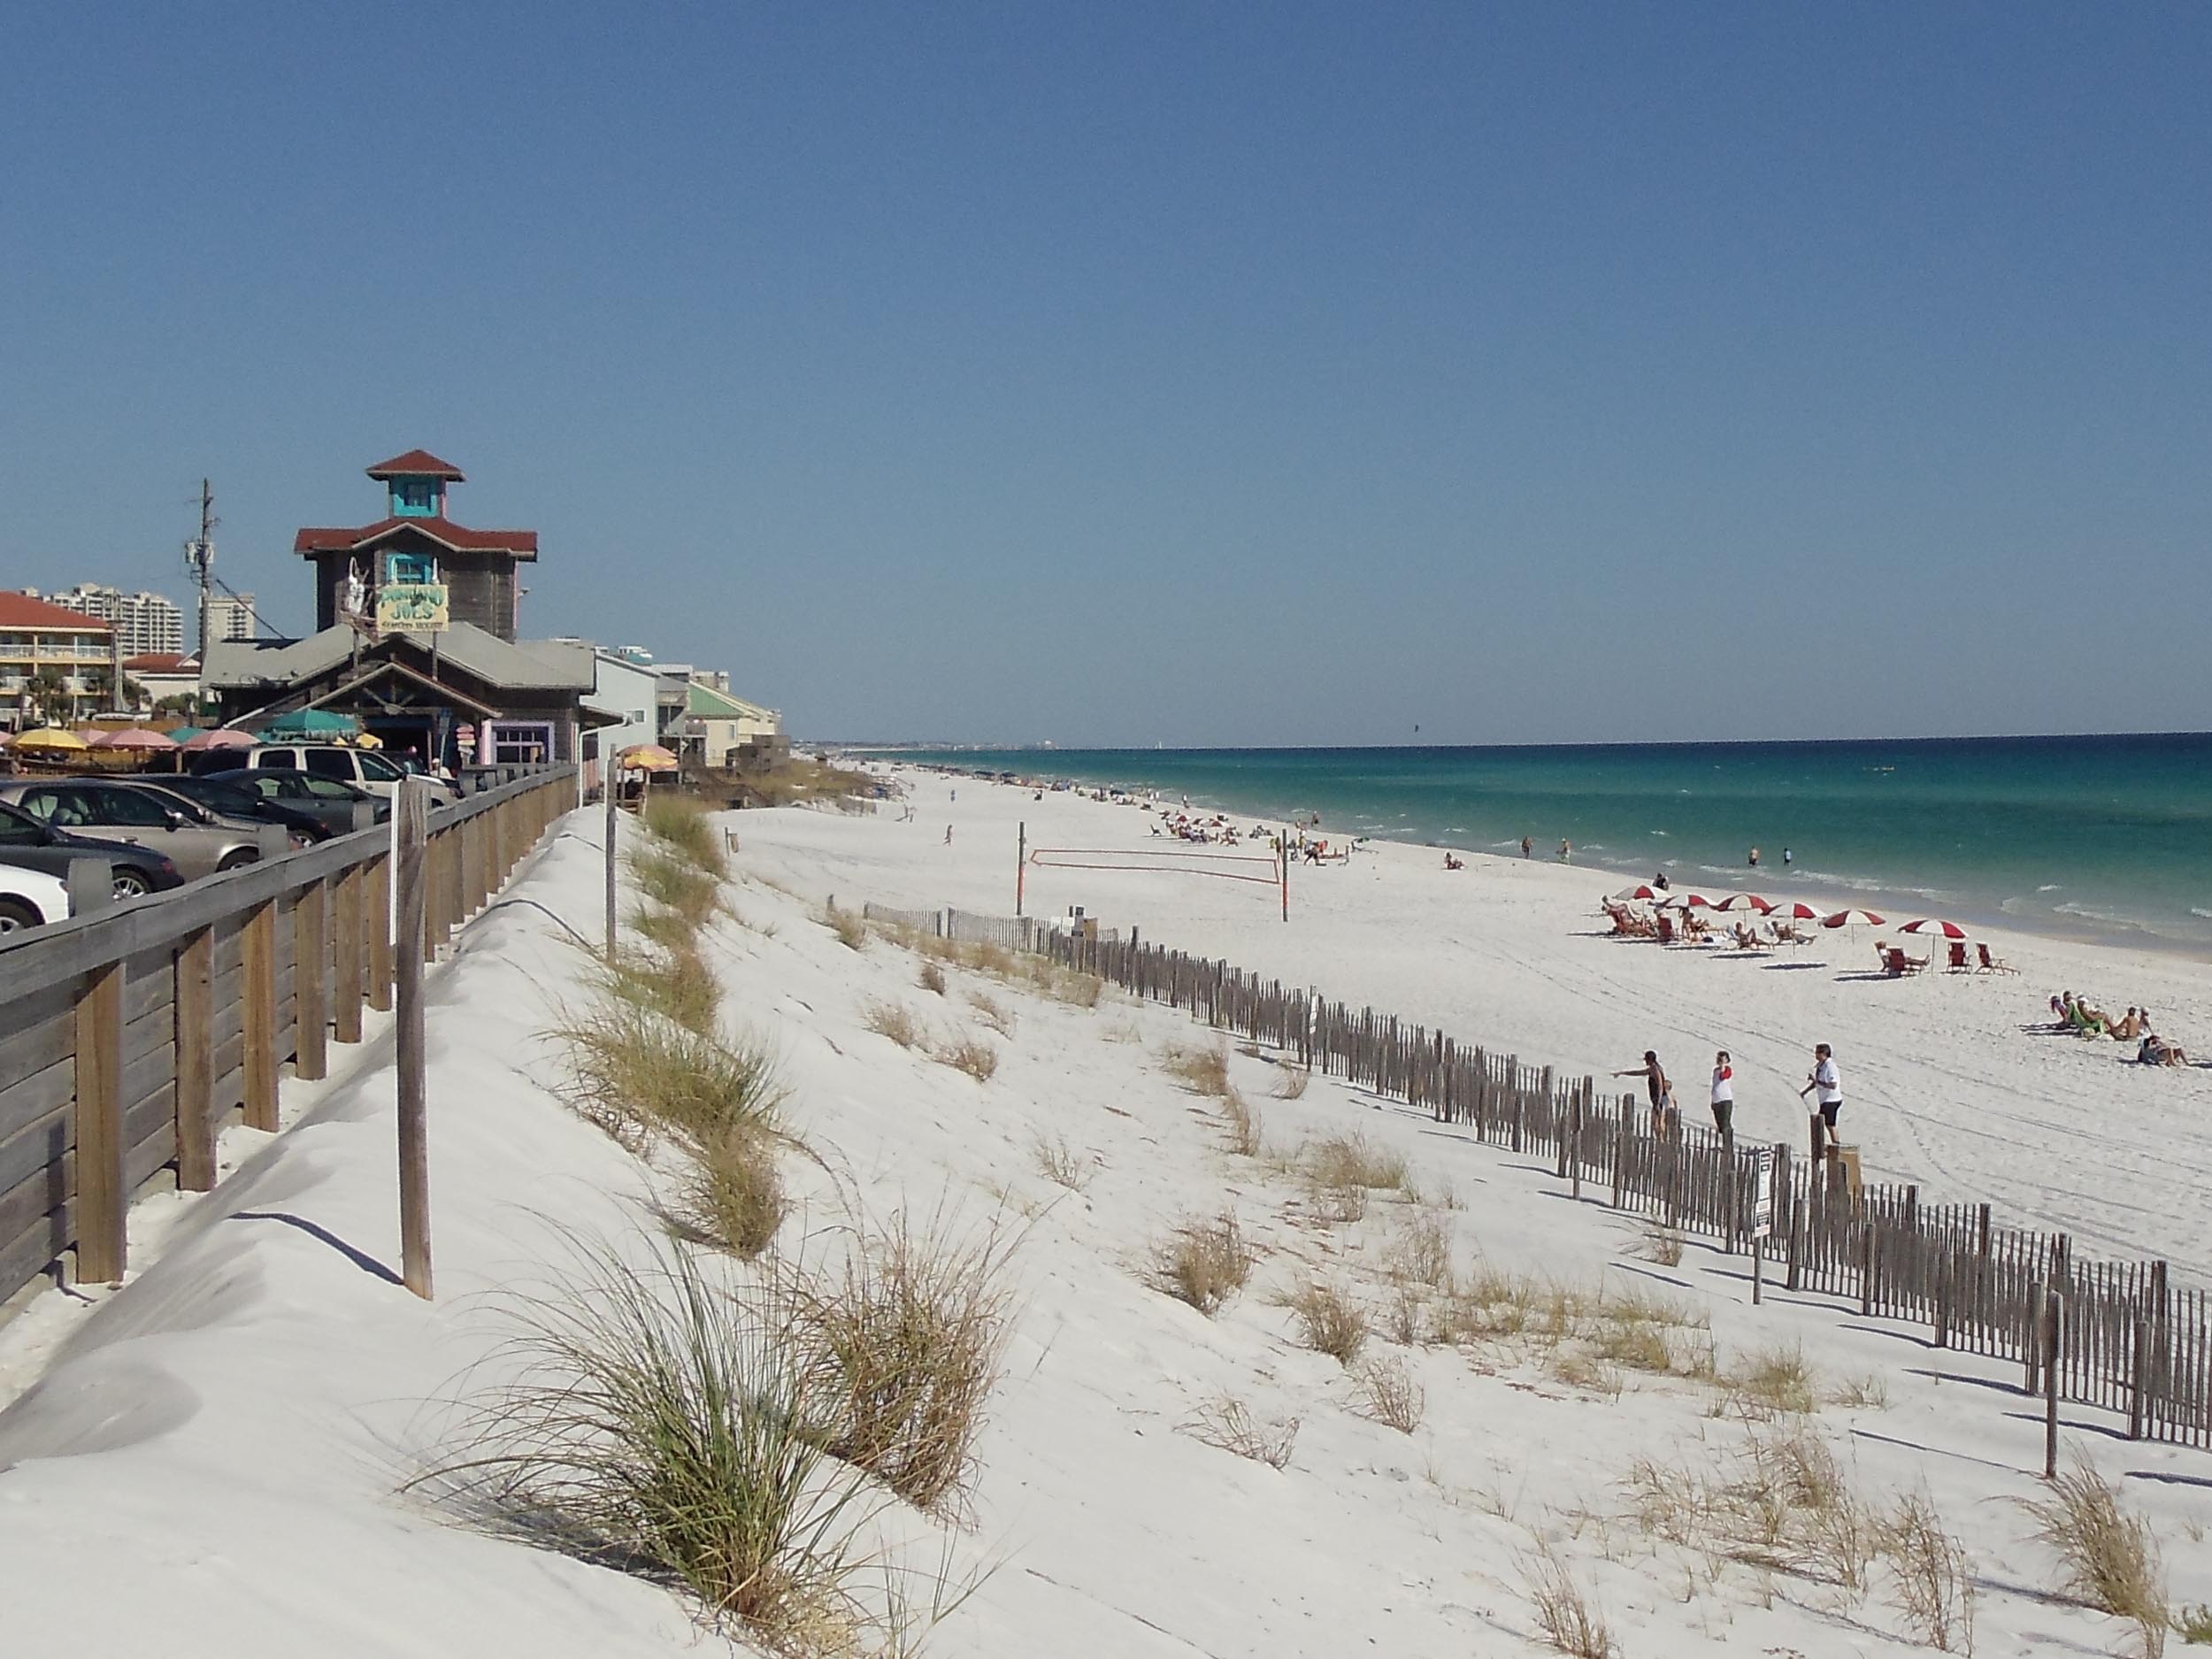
[203,450,607,771]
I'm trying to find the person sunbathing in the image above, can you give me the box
[2109,1007,2145,1041]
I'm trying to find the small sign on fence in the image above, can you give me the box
[1750,1147,1776,1241]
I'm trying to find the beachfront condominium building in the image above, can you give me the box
[0,591,116,726]
[25,583,184,657]
[204,592,260,642]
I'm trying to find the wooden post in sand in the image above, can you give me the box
[1017,821,1025,917]
[2043,1287,2062,1478]
[395,779,433,1300]
[603,789,618,963]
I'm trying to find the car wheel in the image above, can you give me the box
[111,867,153,899]
[216,850,260,872]
[0,896,42,933]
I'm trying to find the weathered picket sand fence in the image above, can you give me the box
[0,766,576,1306]
[862,900,2210,1453]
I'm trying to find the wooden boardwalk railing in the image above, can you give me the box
[886,902,2209,1451]
[0,766,577,1306]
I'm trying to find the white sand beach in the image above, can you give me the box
[1,785,2206,1657]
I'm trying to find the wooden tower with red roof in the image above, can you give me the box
[295,450,540,641]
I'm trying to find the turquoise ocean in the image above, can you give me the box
[877,736,2212,959]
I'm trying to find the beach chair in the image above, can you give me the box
[1881,946,1927,976]
[1946,941,1970,972]
[1977,942,2018,974]
[1655,913,1678,945]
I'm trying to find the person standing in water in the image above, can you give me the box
[1748,846,1761,868]
[1783,847,1793,869]
[1522,835,1533,859]
[1558,838,1572,863]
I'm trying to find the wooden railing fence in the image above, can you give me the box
[0,766,577,1306]
[886,902,2209,1450]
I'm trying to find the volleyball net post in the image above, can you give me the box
[1016,821,1025,917]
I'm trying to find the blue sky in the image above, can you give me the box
[4,4,2206,745]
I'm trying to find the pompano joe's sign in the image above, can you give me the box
[375,581,449,634]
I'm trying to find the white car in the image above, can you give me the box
[0,864,72,933]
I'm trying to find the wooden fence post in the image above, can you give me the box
[603,789,618,963]
[173,927,215,1192]
[366,855,394,1012]
[333,866,364,1045]
[293,878,328,1082]
[74,961,127,1284]
[396,780,433,1300]
[2043,1288,2062,1478]
[242,900,280,1132]
[2129,1317,2150,1440]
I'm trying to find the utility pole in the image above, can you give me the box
[184,480,218,709]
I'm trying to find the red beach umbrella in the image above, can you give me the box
[1717,893,1774,913]
[1611,883,1666,902]
[1769,901,1823,921]
[1680,891,1727,910]
[1822,908,1887,929]
[1900,918,1968,940]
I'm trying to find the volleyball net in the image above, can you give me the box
[1018,826,1290,920]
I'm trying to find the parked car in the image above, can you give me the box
[0,798,187,899]
[0,780,293,883]
[190,742,459,804]
[125,772,342,844]
[0,862,71,933]
[201,767,388,837]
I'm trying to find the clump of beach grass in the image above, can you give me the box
[1714,1340,1821,1419]
[931,1033,999,1083]
[821,905,868,951]
[2018,1448,2169,1656]
[863,999,923,1049]
[1221,1088,1263,1157]
[665,1123,787,1260]
[783,1210,1018,1517]
[411,1231,893,1648]
[1271,1064,1311,1100]
[631,844,721,929]
[967,992,1015,1038]
[1162,1041,1232,1097]
[594,942,721,1036]
[554,999,783,1151]
[1181,1395,1298,1470]
[918,961,947,996]
[1152,1212,1255,1316]
[1285,1279,1368,1365]
[1879,1486,1977,1654]
[639,793,728,879]
[1357,1354,1426,1433]
[1031,1132,1092,1193]
[1521,1541,1621,1659]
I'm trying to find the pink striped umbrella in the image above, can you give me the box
[1822,908,1887,929]
[1901,918,1968,940]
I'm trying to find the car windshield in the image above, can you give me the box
[0,803,44,846]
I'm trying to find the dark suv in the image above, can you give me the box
[0,799,187,898]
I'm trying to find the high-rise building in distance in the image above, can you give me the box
[23,584,183,657]
[204,592,259,643]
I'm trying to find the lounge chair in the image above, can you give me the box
[1881,946,1927,976]
[1977,942,2018,974]
[1655,913,1678,945]
[1730,922,1770,951]
[1769,921,1810,945]
[1946,941,1970,972]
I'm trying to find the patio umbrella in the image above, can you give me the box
[1822,908,1887,929]
[618,744,679,772]
[263,707,359,738]
[1679,891,1727,910]
[92,727,178,749]
[1900,918,1968,940]
[182,727,257,751]
[1611,883,1666,902]
[1767,901,1822,921]
[1717,893,1774,913]
[165,726,208,745]
[12,727,89,752]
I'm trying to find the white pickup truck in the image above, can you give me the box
[227,744,461,805]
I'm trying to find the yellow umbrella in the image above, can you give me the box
[618,744,679,772]
[12,727,90,752]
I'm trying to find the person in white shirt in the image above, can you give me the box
[1709,1051,1735,1138]
[1798,1042,1842,1162]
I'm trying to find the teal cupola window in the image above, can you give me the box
[387,550,438,585]
[391,477,443,517]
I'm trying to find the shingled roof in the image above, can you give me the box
[365,449,465,481]
[293,517,538,558]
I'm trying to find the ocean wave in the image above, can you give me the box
[2038,884,2062,893]
[1650,830,1669,836]
[1790,868,1962,903]
[2193,908,2212,920]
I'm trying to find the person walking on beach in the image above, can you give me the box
[1709,1051,1735,1139]
[1522,835,1533,859]
[944,824,954,846]
[1614,1051,1671,1137]
[1799,1042,1842,1164]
